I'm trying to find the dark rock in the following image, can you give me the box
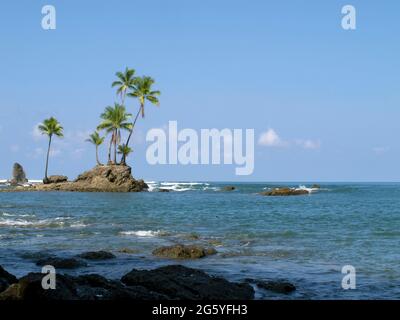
[10,163,28,185]
[260,188,309,196]
[0,273,78,300]
[312,184,321,189]
[35,257,87,269]
[158,188,170,192]
[43,175,68,184]
[222,186,236,191]
[152,244,217,259]
[247,279,296,294]
[76,251,116,260]
[0,266,18,293]
[117,248,139,254]
[0,272,166,301]
[121,265,254,300]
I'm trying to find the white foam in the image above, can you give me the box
[119,230,163,237]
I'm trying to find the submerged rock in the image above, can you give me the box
[157,188,170,192]
[33,165,148,192]
[35,257,87,269]
[121,265,254,300]
[152,244,217,259]
[260,188,309,196]
[77,251,116,260]
[247,278,296,294]
[10,163,28,186]
[221,186,236,191]
[311,184,321,189]
[0,266,18,293]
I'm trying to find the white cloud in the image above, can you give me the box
[295,139,321,150]
[258,128,286,147]
[258,128,320,150]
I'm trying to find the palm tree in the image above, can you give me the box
[38,117,63,183]
[97,104,132,165]
[86,131,105,166]
[123,76,160,163]
[117,144,133,166]
[111,68,137,106]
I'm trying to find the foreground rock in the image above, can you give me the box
[0,266,18,293]
[0,265,254,300]
[77,251,116,260]
[32,165,148,192]
[10,163,28,186]
[121,265,254,300]
[260,188,309,196]
[152,244,217,259]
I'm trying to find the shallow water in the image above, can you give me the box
[1,182,400,299]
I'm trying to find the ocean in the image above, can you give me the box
[0,182,399,299]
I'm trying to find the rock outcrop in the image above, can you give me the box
[121,265,254,300]
[35,257,87,269]
[44,175,68,184]
[0,265,254,300]
[260,188,309,196]
[152,244,217,259]
[32,165,148,192]
[10,163,28,185]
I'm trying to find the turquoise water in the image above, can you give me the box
[1,182,400,299]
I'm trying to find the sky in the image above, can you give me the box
[0,0,399,182]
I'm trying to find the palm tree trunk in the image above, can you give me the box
[114,129,117,164]
[44,135,52,182]
[108,134,113,164]
[96,145,100,166]
[122,104,142,164]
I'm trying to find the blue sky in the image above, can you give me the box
[0,0,399,181]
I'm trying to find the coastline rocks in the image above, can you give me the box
[33,165,148,192]
[152,244,217,259]
[121,265,254,300]
[10,163,28,186]
[312,184,321,189]
[260,188,309,196]
[35,257,87,269]
[77,251,116,260]
[0,266,18,293]
[221,186,236,191]
[44,175,68,184]
[247,279,296,294]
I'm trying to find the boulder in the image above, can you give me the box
[157,188,170,192]
[247,279,296,294]
[221,186,236,191]
[43,175,68,184]
[260,188,309,196]
[0,266,18,293]
[312,184,321,189]
[0,272,166,300]
[152,244,217,259]
[76,251,116,260]
[10,163,28,185]
[0,273,78,300]
[35,257,87,269]
[121,265,254,300]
